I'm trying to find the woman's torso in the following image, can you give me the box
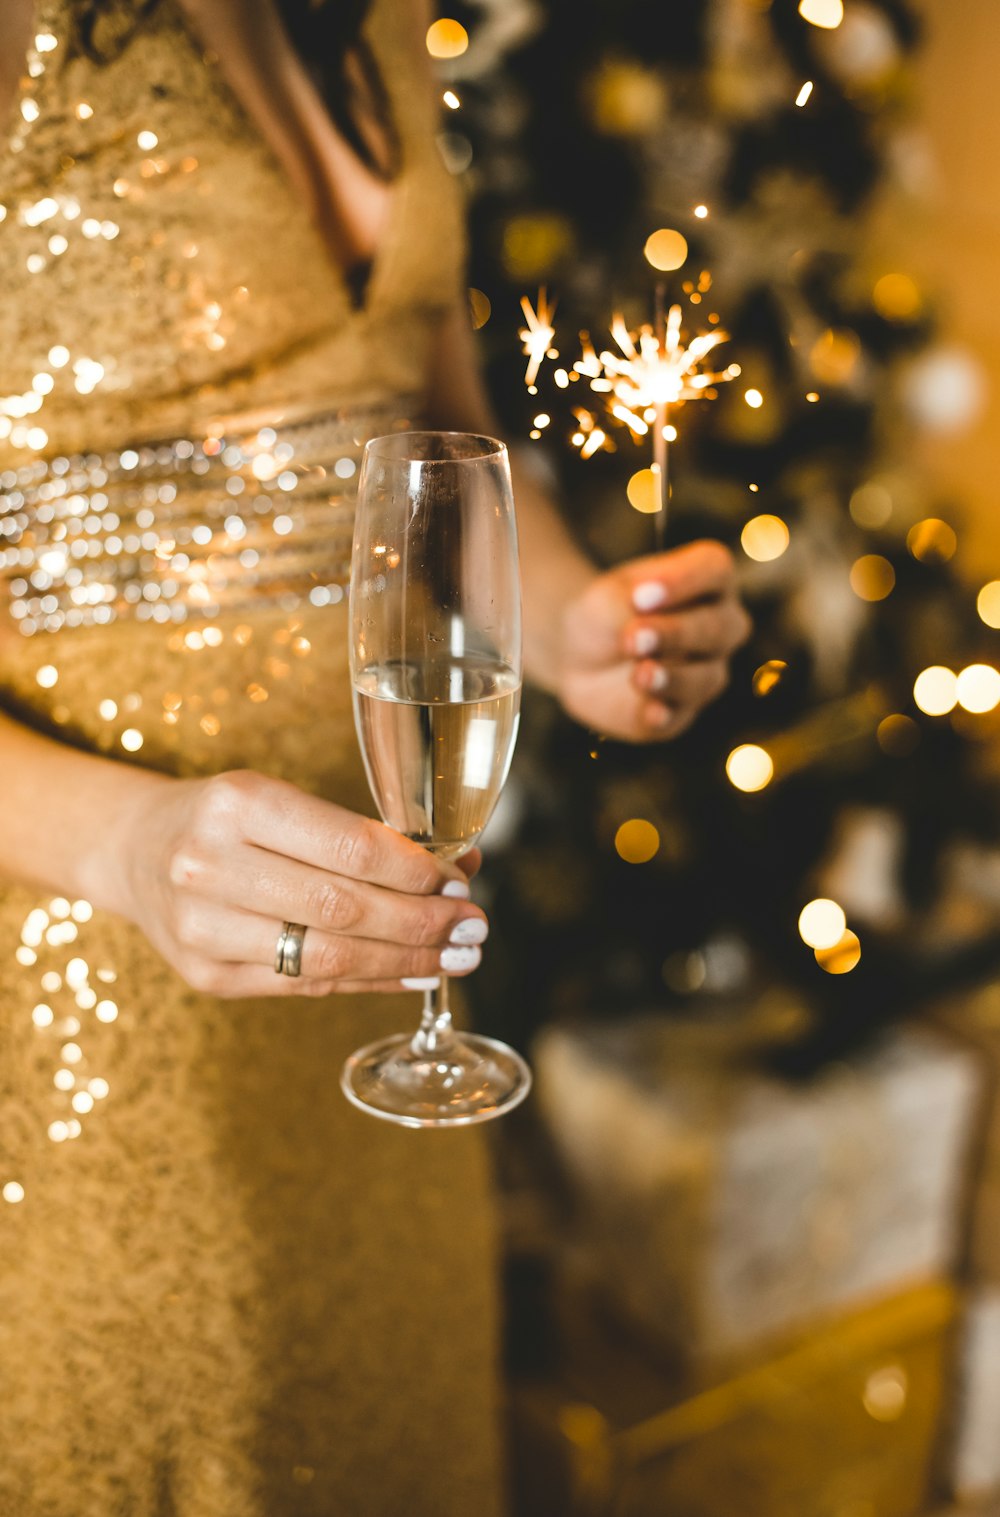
[0,0,465,786]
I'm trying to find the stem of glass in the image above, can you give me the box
[412,978,453,1057]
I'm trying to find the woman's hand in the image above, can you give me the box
[112,769,488,999]
[554,540,751,742]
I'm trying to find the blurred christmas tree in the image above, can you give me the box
[434,0,1000,1069]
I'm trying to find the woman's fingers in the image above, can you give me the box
[626,597,751,661]
[171,845,488,950]
[628,540,739,610]
[173,902,484,998]
[632,658,730,708]
[188,770,469,897]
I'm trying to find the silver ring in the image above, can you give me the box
[275,921,307,978]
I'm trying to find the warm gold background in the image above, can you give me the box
[902,0,1000,577]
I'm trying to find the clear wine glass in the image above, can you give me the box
[341,430,532,1128]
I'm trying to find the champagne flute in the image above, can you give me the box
[341,430,532,1128]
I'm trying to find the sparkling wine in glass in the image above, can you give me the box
[341,430,532,1127]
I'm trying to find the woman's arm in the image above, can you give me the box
[0,708,163,912]
[0,707,489,995]
[424,303,751,741]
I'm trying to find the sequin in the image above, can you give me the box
[0,406,412,634]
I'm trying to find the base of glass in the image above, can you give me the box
[341,1030,532,1129]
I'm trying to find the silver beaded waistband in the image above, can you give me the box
[0,397,419,636]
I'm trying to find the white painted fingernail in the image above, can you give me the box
[402,976,441,991]
[440,944,481,973]
[648,665,670,692]
[441,879,471,899]
[449,917,489,946]
[633,581,669,612]
[634,627,659,656]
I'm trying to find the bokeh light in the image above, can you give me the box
[726,744,774,792]
[849,481,893,529]
[956,663,1000,714]
[744,388,764,408]
[626,467,662,514]
[798,0,844,26]
[863,1366,909,1423]
[913,666,958,716]
[907,517,957,564]
[810,328,860,385]
[872,274,922,322]
[614,819,660,864]
[467,287,491,330]
[877,714,920,757]
[643,228,688,272]
[502,213,574,280]
[815,929,862,975]
[741,514,789,562]
[425,18,469,58]
[849,555,895,602]
[977,581,1000,629]
[753,660,787,696]
[798,898,847,951]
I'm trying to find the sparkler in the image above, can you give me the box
[523,280,738,544]
[518,288,557,389]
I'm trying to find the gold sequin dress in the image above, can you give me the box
[0,4,504,1514]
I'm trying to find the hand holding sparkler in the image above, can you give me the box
[512,248,750,739]
[548,539,751,742]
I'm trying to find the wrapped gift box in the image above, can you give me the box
[534,1017,981,1366]
[509,1282,956,1517]
[949,1289,1000,1502]
[933,982,1000,1285]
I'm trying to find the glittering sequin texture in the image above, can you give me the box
[0,4,501,1515]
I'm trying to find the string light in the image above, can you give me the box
[614,819,660,863]
[873,274,922,321]
[795,81,814,107]
[753,660,787,696]
[726,744,774,792]
[626,468,662,514]
[913,666,958,716]
[741,515,789,562]
[815,929,861,974]
[798,0,844,27]
[907,518,957,564]
[978,581,1000,629]
[956,664,1000,714]
[874,712,922,755]
[849,555,895,602]
[426,18,469,58]
[468,287,491,330]
[863,1366,908,1422]
[644,229,688,272]
[798,898,846,951]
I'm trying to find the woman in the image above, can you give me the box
[0,1,749,1512]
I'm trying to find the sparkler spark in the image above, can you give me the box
[521,285,737,541]
[518,288,557,388]
[598,303,733,418]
